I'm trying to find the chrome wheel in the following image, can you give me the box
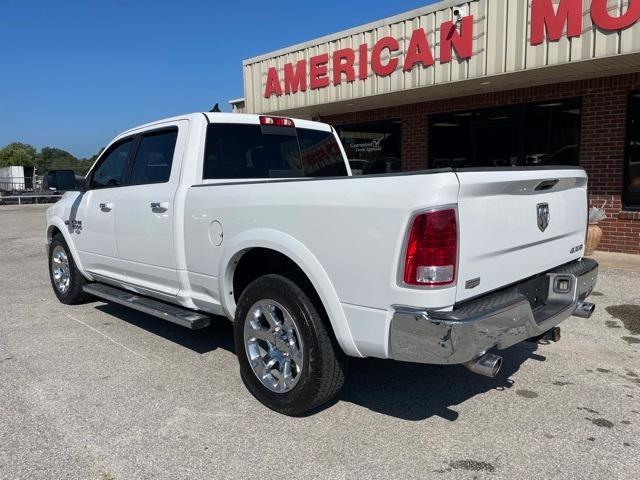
[51,245,71,294]
[243,299,304,393]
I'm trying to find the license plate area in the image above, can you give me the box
[524,274,577,324]
[515,275,549,312]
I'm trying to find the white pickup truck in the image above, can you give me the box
[45,112,598,415]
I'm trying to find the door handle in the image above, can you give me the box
[150,201,169,213]
[99,202,113,212]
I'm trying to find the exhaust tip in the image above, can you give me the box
[465,353,503,378]
[573,301,596,319]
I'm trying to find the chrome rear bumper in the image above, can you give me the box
[389,258,598,365]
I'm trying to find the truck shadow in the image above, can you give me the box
[333,343,544,421]
[93,302,544,422]
[94,304,235,355]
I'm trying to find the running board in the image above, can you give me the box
[83,283,211,330]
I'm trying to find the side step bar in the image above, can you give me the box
[83,283,211,330]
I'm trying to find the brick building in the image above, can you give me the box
[239,0,640,254]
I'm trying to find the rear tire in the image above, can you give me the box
[48,234,91,305]
[234,274,345,416]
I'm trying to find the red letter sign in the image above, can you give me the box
[403,28,434,71]
[333,48,356,86]
[591,0,640,30]
[264,67,282,98]
[310,54,330,89]
[358,43,369,80]
[284,60,307,94]
[530,0,582,45]
[371,37,399,76]
[440,15,474,63]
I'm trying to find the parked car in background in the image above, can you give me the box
[347,159,367,175]
[348,157,401,175]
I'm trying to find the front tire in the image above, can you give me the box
[234,274,345,416]
[48,234,91,305]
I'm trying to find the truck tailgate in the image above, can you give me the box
[454,168,588,302]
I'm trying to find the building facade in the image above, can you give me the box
[241,0,640,254]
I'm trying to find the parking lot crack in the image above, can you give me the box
[67,314,149,361]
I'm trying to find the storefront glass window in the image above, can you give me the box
[429,98,581,169]
[336,121,401,175]
[525,101,581,166]
[625,93,640,209]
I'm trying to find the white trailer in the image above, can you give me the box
[0,165,35,192]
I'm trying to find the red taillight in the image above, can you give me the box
[259,115,295,127]
[403,209,457,286]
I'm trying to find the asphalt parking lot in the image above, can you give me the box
[1,204,639,480]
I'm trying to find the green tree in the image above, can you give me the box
[0,142,36,167]
[36,147,79,173]
[77,148,103,175]
[0,143,103,176]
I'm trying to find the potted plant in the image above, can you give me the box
[585,202,607,256]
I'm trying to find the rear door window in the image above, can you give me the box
[203,124,347,179]
[128,128,178,185]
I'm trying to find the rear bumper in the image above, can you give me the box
[389,258,598,365]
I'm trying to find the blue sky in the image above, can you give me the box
[0,0,436,158]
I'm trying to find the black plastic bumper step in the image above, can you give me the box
[83,283,211,330]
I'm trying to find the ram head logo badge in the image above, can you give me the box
[537,203,550,232]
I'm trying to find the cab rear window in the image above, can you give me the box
[203,124,347,179]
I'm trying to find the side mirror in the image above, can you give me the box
[43,170,85,192]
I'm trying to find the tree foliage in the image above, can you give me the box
[77,149,103,175]
[0,143,37,167]
[36,147,78,172]
[0,142,102,175]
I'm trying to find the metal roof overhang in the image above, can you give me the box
[242,0,640,118]
[266,53,640,118]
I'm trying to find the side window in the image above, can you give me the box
[90,139,133,189]
[129,129,178,185]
